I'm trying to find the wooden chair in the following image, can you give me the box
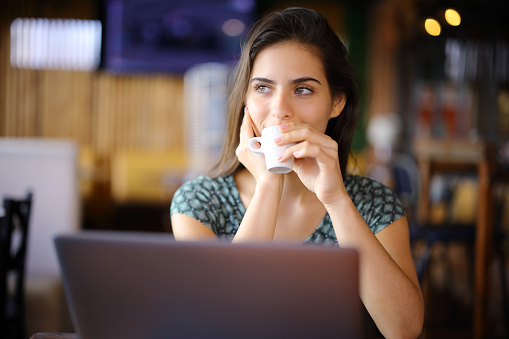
[402,139,508,337]
[0,192,33,339]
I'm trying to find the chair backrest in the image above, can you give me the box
[0,191,33,339]
[0,138,79,279]
[391,153,421,215]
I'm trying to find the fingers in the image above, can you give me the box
[240,107,254,139]
[236,108,248,157]
[236,107,261,160]
[278,123,336,148]
[291,141,337,161]
[237,107,256,152]
[275,122,338,162]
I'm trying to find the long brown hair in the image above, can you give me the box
[209,7,359,178]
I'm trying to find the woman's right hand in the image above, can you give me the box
[235,107,280,184]
[233,107,283,242]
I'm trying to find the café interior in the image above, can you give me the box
[1,0,508,338]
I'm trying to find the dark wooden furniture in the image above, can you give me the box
[413,138,496,339]
[30,334,78,339]
[0,192,33,339]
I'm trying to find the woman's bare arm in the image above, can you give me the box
[171,213,218,241]
[326,198,424,339]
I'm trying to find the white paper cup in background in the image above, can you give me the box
[248,126,296,174]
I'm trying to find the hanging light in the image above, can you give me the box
[425,18,441,36]
[445,9,461,26]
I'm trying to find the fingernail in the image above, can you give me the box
[279,124,288,130]
[293,151,300,157]
[274,137,282,143]
[277,154,284,161]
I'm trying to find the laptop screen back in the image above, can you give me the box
[55,231,360,339]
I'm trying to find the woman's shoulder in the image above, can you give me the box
[176,174,236,193]
[343,174,401,205]
[343,174,406,233]
[171,174,239,214]
[344,174,390,194]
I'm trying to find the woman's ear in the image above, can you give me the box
[330,94,346,119]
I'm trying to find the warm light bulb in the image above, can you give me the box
[425,18,441,36]
[445,9,461,26]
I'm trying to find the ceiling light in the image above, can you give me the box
[425,18,441,36]
[445,9,461,26]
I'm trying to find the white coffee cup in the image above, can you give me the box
[248,125,295,174]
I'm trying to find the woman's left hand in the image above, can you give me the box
[277,122,347,205]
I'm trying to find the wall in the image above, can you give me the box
[0,0,185,218]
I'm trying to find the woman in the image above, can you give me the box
[171,7,424,338]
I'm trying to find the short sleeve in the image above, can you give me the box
[170,177,219,231]
[170,175,244,240]
[344,175,406,234]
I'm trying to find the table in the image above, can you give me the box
[413,138,496,339]
[30,334,385,339]
[31,334,77,339]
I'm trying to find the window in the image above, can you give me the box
[10,18,102,71]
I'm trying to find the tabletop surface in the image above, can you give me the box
[31,333,78,339]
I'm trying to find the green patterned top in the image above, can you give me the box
[170,174,406,245]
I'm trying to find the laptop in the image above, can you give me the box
[55,230,361,339]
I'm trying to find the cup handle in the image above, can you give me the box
[248,137,264,154]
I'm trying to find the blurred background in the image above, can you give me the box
[1,0,508,338]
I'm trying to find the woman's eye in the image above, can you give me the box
[255,85,270,93]
[295,87,312,95]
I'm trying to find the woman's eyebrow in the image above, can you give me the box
[289,77,321,85]
[250,77,275,84]
[250,77,321,85]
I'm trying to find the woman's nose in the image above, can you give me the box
[271,92,293,120]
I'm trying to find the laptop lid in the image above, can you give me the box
[55,230,360,339]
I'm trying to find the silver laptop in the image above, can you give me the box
[55,230,360,339]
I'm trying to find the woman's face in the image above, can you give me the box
[245,42,344,136]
